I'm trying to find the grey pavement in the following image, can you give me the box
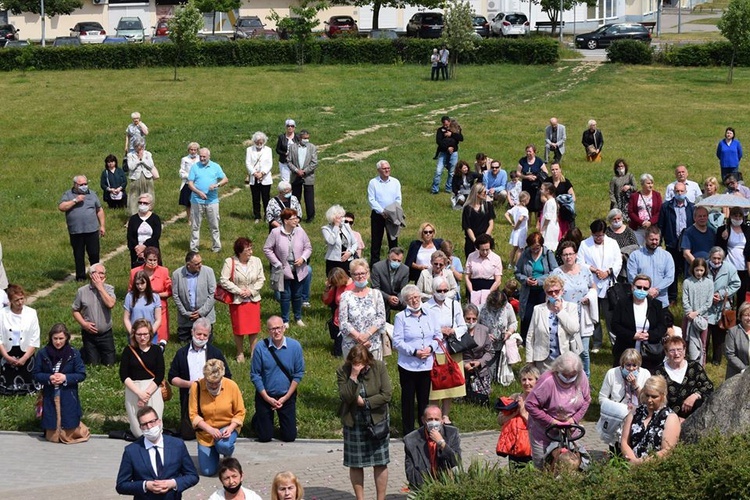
[0,424,608,499]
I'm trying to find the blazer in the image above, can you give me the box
[628,190,663,230]
[219,256,265,303]
[263,227,313,281]
[451,171,481,195]
[370,260,409,316]
[127,212,162,262]
[321,223,358,262]
[275,132,298,163]
[245,145,274,186]
[288,142,318,186]
[115,435,199,499]
[714,222,750,269]
[525,301,581,363]
[404,424,461,489]
[171,266,216,328]
[405,239,444,282]
[658,200,694,249]
[0,305,40,352]
[610,296,665,367]
[337,360,392,428]
[545,123,567,155]
[725,325,750,379]
[168,343,231,411]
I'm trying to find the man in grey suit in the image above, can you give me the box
[172,251,216,342]
[371,247,409,321]
[288,129,318,223]
[544,117,566,164]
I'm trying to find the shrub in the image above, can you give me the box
[606,39,653,65]
[660,41,750,66]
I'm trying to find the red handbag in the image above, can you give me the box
[214,258,235,305]
[430,339,466,390]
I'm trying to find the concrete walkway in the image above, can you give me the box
[0,422,609,499]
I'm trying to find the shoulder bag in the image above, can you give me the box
[719,295,737,330]
[214,258,235,304]
[128,345,172,402]
[446,300,478,354]
[431,339,466,390]
[638,316,663,365]
[264,338,294,382]
[365,393,390,441]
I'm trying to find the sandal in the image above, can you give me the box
[236,353,245,363]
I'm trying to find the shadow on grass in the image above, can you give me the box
[44,268,73,281]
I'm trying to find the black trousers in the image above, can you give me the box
[399,366,432,436]
[253,391,297,443]
[291,183,315,221]
[69,231,100,281]
[250,183,271,221]
[369,210,398,266]
[81,329,115,366]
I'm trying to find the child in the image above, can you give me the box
[496,364,539,469]
[505,191,530,266]
[430,48,439,81]
[682,258,713,365]
[539,182,560,251]
[503,279,520,314]
[441,240,464,302]
[506,170,522,207]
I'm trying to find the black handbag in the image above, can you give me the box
[606,277,631,310]
[367,406,390,440]
[446,333,478,354]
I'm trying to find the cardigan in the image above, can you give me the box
[189,377,246,447]
[0,305,40,352]
[263,226,312,281]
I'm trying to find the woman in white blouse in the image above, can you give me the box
[417,250,458,302]
[246,131,274,225]
[126,137,159,216]
[321,205,358,276]
[0,284,41,395]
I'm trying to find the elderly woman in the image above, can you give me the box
[478,289,518,381]
[605,208,640,282]
[32,323,89,443]
[461,183,496,258]
[405,222,444,282]
[549,163,576,237]
[265,181,303,233]
[189,359,246,477]
[417,250,458,302]
[337,344,392,500]
[221,237,265,363]
[275,119,298,183]
[246,131,274,224]
[726,302,750,379]
[715,206,750,309]
[100,154,127,209]
[465,234,503,306]
[0,284,40,395]
[323,267,355,357]
[655,336,714,421]
[126,192,161,268]
[609,159,636,220]
[597,349,651,452]
[705,246,741,365]
[271,471,304,500]
[581,119,603,162]
[525,351,591,469]
[179,142,200,224]
[620,375,681,464]
[628,173,662,246]
[339,259,386,360]
[424,277,467,423]
[322,205,358,275]
[393,284,440,436]
[126,138,159,216]
[717,126,743,180]
[129,247,171,344]
[461,303,494,405]
[517,144,548,218]
[610,274,666,373]
[264,208,312,328]
[525,275,581,373]
[120,319,165,437]
[123,270,162,344]
[125,111,148,155]
[515,232,559,341]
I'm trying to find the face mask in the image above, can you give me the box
[284,192,292,199]
[300,139,309,145]
[617,168,625,176]
[709,260,721,269]
[189,153,197,159]
[547,296,558,305]
[633,289,649,300]
[389,260,400,270]
[192,337,208,348]
[142,425,162,442]
[732,218,744,227]
[255,144,263,150]
[433,292,447,302]
[611,220,623,229]
[426,420,442,432]
[467,321,476,330]
[353,280,368,289]
[407,305,421,314]
[224,483,243,494]
[621,367,638,379]
[557,373,577,385]
[208,382,222,397]
[77,186,89,194]
[138,203,150,213]
[674,193,687,202]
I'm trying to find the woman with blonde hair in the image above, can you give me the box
[339,259,386,360]
[462,182,496,258]
[271,471,304,500]
[405,222,443,282]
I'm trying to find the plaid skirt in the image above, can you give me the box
[343,409,390,468]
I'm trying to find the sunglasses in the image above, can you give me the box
[423,230,434,235]
[634,285,649,290]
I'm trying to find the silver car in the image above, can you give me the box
[116,17,146,43]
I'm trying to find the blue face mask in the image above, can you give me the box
[354,280,368,288]
[674,193,687,202]
[621,367,638,379]
[284,192,292,199]
[389,260,401,270]
[547,296,558,305]
[633,289,649,300]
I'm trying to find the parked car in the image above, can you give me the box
[0,24,19,41]
[369,29,398,40]
[70,22,107,44]
[3,40,28,48]
[52,37,81,47]
[150,36,172,44]
[490,12,529,37]
[198,34,232,42]
[325,16,358,37]
[234,16,265,39]
[115,17,146,43]
[153,19,170,37]
[250,29,280,40]
[406,12,444,38]
[575,23,651,49]
[472,15,490,38]
[103,36,129,44]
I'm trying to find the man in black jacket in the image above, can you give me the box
[431,115,464,194]
[404,405,461,490]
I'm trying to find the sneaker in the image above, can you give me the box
[296,320,306,328]
[236,353,245,363]
[591,348,600,354]
[302,301,311,308]
[284,322,290,329]
[254,219,260,224]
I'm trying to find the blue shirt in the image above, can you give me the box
[483,169,507,193]
[186,270,199,310]
[717,139,743,169]
[368,175,402,214]
[188,160,226,205]
[681,225,717,262]
[250,336,305,396]
[393,308,439,372]
[627,247,675,308]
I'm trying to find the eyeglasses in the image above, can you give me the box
[269,326,285,332]
[344,219,354,225]
[286,124,295,128]
[561,253,576,257]
[546,288,562,295]
[423,230,434,235]
[352,271,368,278]
[139,417,159,429]
[432,262,444,267]
[634,285,649,290]
[667,348,684,355]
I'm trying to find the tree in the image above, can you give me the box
[532,0,596,36]
[193,0,242,34]
[441,0,477,78]
[2,0,82,17]
[267,2,326,68]
[334,0,441,30]
[168,0,204,81]
[718,0,750,84]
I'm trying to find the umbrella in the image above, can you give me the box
[695,193,750,209]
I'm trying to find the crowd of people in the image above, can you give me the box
[0,110,746,497]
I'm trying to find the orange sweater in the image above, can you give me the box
[189,378,246,447]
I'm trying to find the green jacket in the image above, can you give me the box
[337,359,392,428]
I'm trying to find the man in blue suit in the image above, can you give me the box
[116,406,199,499]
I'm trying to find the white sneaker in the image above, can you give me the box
[296,320,306,328]
[284,322,290,329]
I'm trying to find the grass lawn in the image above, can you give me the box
[0,63,749,438]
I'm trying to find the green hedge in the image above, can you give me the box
[660,41,750,66]
[0,37,558,71]
[411,432,750,500]
[606,39,654,65]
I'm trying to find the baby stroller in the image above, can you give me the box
[543,423,590,474]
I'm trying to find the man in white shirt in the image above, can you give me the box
[664,165,702,203]
[368,160,403,266]
[577,219,622,352]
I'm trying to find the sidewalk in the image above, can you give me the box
[0,423,608,499]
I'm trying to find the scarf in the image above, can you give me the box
[425,427,438,475]
[46,342,73,372]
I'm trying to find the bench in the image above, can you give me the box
[640,21,656,34]
[535,21,565,32]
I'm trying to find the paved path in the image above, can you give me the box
[0,423,608,499]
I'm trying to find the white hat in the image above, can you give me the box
[285,119,296,126]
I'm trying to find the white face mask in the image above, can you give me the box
[407,305,421,313]
[192,337,208,348]
[732,218,744,227]
[138,203,150,213]
[617,168,625,176]
[611,220,623,229]
[426,420,442,432]
[557,373,578,385]
[207,381,222,397]
[433,292,447,302]
[142,424,162,442]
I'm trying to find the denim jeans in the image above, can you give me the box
[580,336,591,379]
[431,151,458,193]
[197,429,237,476]
[280,277,303,323]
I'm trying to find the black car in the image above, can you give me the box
[0,24,19,41]
[406,12,444,38]
[575,23,651,50]
[472,16,490,38]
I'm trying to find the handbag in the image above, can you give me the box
[128,345,172,402]
[214,258,235,305]
[270,265,285,293]
[446,333,477,354]
[719,296,736,330]
[606,277,631,310]
[430,339,466,391]
[366,405,390,441]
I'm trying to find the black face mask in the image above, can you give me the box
[224,482,242,494]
